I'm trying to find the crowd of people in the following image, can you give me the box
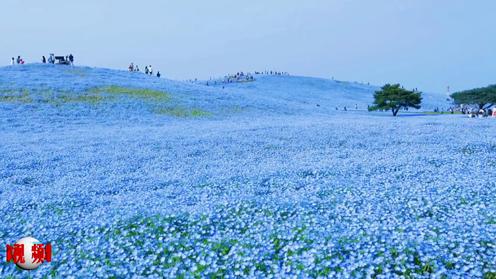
[466,107,496,118]
[451,104,496,117]
[223,72,255,84]
[43,54,74,65]
[221,70,290,84]
[128,63,161,78]
[10,56,26,65]
[254,70,289,76]
[10,53,75,65]
[187,70,292,86]
[196,72,255,87]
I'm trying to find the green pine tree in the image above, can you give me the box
[369,84,422,116]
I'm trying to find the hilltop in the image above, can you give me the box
[0,64,448,122]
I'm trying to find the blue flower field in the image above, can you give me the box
[0,64,495,278]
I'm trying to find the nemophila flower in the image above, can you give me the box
[0,65,495,277]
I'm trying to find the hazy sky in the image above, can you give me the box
[1,0,495,93]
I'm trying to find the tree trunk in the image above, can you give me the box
[392,108,399,116]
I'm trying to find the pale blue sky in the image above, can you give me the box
[1,0,495,93]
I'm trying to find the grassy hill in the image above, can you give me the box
[0,64,448,121]
[1,64,493,278]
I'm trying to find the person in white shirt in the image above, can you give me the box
[10,57,14,65]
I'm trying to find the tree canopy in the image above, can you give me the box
[450,85,496,109]
[368,84,422,116]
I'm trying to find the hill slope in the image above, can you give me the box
[0,64,448,120]
[1,64,495,278]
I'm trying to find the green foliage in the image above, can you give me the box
[156,107,191,117]
[156,107,211,118]
[211,240,235,256]
[418,111,462,115]
[89,86,171,102]
[54,94,106,105]
[1,85,171,106]
[369,84,422,116]
[0,89,32,103]
[190,109,212,117]
[451,84,496,109]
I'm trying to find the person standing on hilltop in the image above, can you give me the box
[69,54,74,65]
[42,56,46,63]
[145,66,149,75]
[16,56,21,64]
[48,53,55,64]
[157,71,161,78]
[149,65,153,76]
[10,57,15,65]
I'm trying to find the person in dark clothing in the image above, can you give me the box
[48,54,55,64]
[69,54,74,65]
[17,56,21,64]
[42,56,46,63]
[157,71,161,78]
